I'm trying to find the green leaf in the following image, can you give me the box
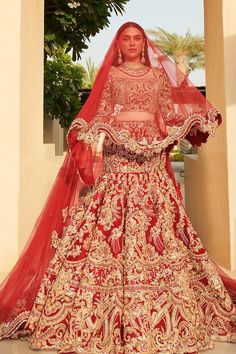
[44,0,128,61]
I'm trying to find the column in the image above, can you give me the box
[185,0,236,270]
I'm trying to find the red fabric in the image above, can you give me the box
[0,22,235,338]
[166,153,183,203]
[67,23,222,187]
[19,151,236,350]
[0,153,82,325]
[185,113,222,146]
[212,261,236,304]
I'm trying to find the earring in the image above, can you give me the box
[117,48,122,65]
[141,47,145,64]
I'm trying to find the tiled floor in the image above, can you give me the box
[0,339,235,353]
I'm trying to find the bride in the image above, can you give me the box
[0,21,236,354]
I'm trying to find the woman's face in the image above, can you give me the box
[117,27,145,62]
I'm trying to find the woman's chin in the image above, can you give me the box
[123,55,141,62]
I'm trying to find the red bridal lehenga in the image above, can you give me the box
[1,23,236,354]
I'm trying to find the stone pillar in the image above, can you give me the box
[185,0,236,270]
[19,1,64,252]
[0,0,64,281]
[0,0,22,276]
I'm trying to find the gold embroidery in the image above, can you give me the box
[111,76,159,114]
[68,108,219,156]
[0,311,30,339]
[1,70,232,353]
[67,63,220,153]
[5,141,233,353]
[157,68,181,125]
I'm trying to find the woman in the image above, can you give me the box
[0,21,236,354]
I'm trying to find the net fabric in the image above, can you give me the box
[67,31,221,188]
[0,22,235,339]
[0,153,83,336]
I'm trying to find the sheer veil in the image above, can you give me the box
[0,21,235,338]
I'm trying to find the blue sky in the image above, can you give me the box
[78,0,205,85]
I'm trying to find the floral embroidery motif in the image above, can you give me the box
[67,64,221,153]
[0,67,230,354]
[68,107,219,156]
[110,75,159,114]
[1,130,234,353]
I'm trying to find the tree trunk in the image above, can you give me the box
[175,54,188,75]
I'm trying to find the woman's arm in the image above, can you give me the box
[155,67,221,147]
[67,69,114,185]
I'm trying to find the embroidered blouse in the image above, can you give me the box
[68,65,219,155]
[93,65,175,124]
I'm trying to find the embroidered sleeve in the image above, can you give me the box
[156,67,221,147]
[67,69,114,149]
[157,68,185,126]
[92,72,114,123]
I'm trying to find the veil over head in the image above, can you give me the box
[67,21,221,186]
[0,22,234,340]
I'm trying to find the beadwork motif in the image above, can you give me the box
[26,142,236,353]
[68,107,219,156]
[0,65,230,354]
[1,130,236,353]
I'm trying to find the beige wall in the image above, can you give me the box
[0,0,21,274]
[223,1,236,271]
[185,0,236,270]
[0,1,64,281]
[18,0,64,251]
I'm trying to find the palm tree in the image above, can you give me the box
[148,27,205,76]
[83,57,99,88]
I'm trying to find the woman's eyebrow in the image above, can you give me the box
[123,35,142,38]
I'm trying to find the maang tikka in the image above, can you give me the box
[117,48,122,65]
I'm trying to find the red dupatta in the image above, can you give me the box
[0,21,235,339]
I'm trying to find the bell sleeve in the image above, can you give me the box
[67,71,114,185]
[156,68,222,147]
[92,73,114,123]
[67,71,113,147]
[157,68,185,127]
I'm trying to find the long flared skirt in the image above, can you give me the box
[15,152,236,354]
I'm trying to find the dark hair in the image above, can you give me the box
[114,22,151,67]
[116,22,146,39]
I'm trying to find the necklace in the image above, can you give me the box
[118,62,150,77]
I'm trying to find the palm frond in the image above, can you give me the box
[147,27,205,75]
